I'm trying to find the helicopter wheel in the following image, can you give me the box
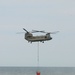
[42,41,44,43]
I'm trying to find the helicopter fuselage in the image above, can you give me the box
[22,28,59,43]
[24,33,52,43]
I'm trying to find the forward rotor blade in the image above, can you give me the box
[23,28,29,33]
[16,32,25,34]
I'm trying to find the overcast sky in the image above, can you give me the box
[0,0,75,67]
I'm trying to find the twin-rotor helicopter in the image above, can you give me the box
[22,28,59,43]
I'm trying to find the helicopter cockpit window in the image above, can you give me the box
[28,35,32,38]
[27,33,33,38]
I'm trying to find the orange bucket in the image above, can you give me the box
[36,71,40,75]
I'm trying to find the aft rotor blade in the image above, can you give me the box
[23,28,29,33]
[50,31,59,34]
[32,30,45,33]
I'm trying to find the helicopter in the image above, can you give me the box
[23,28,59,43]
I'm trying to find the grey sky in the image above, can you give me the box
[0,0,75,67]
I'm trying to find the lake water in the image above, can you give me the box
[0,67,75,75]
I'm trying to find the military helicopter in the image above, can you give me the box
[23,28,59,43]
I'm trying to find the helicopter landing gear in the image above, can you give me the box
[42,41,44,43]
